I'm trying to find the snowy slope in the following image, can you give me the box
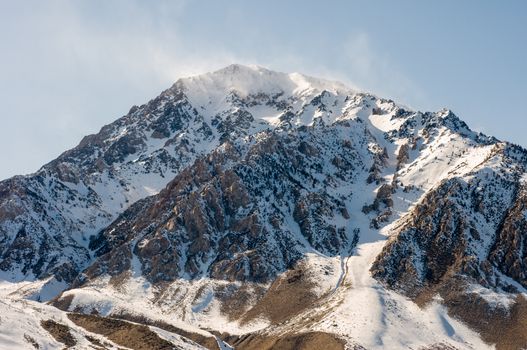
[0,281,207,349]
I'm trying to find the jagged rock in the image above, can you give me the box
[372,144,527,296]
[86,127,363,284]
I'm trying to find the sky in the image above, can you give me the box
[0,0,526,180]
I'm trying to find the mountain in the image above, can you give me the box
[0,64,350,284]
[1,64,526,350]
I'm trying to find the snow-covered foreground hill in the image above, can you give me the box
[1,65,526,349]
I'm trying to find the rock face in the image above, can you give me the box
[83,123,368,285]
[0,84,207,281]
[371,143,527,297]
[2,64,527,349]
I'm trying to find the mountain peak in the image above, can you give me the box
[214,63,269,75]
[176,64,353,102]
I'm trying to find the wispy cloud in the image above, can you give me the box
[0,1,248,178]
[0,2,435,179]
[341,32,428,109]
[45,1,237,87]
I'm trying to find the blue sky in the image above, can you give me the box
[0,0,525,179]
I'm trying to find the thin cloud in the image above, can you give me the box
[342,33,429,110]
[0,1,247,179]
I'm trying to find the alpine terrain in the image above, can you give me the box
[1,64,527,350]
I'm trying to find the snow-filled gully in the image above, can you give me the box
[307,240,493,350]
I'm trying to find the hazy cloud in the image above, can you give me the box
[0,1,245,179]
[342,33,429,109]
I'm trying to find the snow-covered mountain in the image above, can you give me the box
[1,64,526,350]
[0,64,352,284]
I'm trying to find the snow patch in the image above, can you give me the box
[467,284,516,309]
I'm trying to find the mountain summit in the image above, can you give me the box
[180,64,351,97]
[1,65,526,350]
